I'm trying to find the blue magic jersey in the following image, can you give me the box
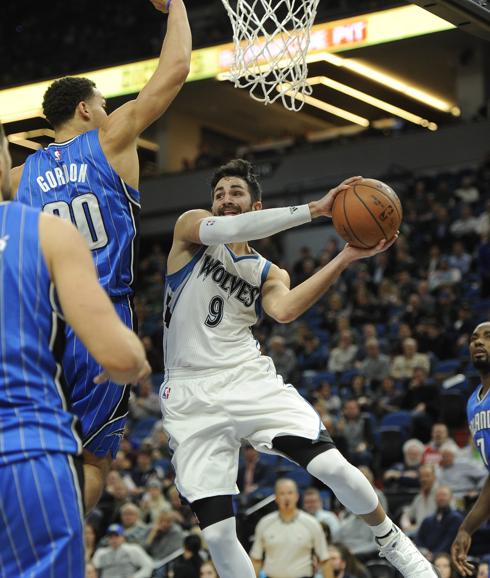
[0,202,81,464]
[16,129,140,297]
[467,385,490,473]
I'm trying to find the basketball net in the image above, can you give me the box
[220,0,320,111]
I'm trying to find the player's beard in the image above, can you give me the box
[473,357,490,374]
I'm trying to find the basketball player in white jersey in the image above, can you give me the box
[162,159,437,578]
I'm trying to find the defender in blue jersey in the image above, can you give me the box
[0,124,149,578]
[11,0,191,511]
[451,321,490,576]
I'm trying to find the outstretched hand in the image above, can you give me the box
[310,176,363,219]
[93,360,152,387]
[149,0,172,13]
[341,233,398,262]
[451,530,474,576]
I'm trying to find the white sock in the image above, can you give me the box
[371,516,395,543]
[202,517,255,578]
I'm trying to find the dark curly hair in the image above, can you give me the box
[42,77,96,129]
[211,159,262,203]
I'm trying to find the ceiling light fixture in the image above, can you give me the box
[307,52,460,116]
[308,76,438,130]
[277,87,370,126]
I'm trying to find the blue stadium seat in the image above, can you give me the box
[283,467,313,489]
[380,411,413,434]
[151,372,165,390]
[433,359,461,376]
[129,417,158,447]
[259,453,279,467]
[339,368,358,386]
[378,426,407,469]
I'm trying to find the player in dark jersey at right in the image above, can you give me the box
[0,122,150,577]
[451,321,490,576]
[11,0,191,511]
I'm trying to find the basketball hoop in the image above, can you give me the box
[220,0,320,111]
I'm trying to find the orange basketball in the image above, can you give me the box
[331,178,402,248]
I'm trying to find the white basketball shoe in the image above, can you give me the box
[377,525,439,578]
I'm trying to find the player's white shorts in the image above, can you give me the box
[160,356,324,502]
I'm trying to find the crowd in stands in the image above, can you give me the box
[80,155,490,577]
[1,0,400,88]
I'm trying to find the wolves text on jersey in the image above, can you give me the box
[197,254,260,307]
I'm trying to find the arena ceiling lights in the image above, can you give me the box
[306,52,460,116]
[306,76,439,131]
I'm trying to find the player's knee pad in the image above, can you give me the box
[307,448,379,515]
[191,495,234,531]
[272,431,336,469]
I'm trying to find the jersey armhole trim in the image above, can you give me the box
[166,246,206,291]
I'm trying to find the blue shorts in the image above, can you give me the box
[63,296,134,458]
[0,453,84,578]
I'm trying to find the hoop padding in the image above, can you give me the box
[221,0,320,111]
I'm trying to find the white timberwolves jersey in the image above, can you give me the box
[163,244,271,370]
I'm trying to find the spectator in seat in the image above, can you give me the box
[93,524,154,578]
[357,338,390,388]
[416,486,463,559]
[200,561,219,578]
[145,510,185,561]
[237,445,274,499]
[447,240,472,276]
[436,442,487,499]
[433,552,458,578]
[119,503,149,547]
[327,544,367,578]
[267,335,296,383]
[302,487,340,541]
[400,464,438,535]
[390,337,430,381]
[141,478,172,524]
[297,334,326,372]
[172,534,203,578]
[454,175,480,205]
[422,423,457,466]
[129,381,161,421]
[428,258,462,292]
[328,330,358,373]
[477,561,489,578]
[336,399,374,466]
[384,438,425,489]
[450,204,479,249]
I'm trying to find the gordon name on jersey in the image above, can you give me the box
[36,163,88,193]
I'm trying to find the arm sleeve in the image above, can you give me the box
[199,205,311,245]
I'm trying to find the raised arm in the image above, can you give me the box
[172,176,364,248]
[100,0,191,152]
[262,238,396,324]
[452,474,490,576]
[39,213,150,385]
